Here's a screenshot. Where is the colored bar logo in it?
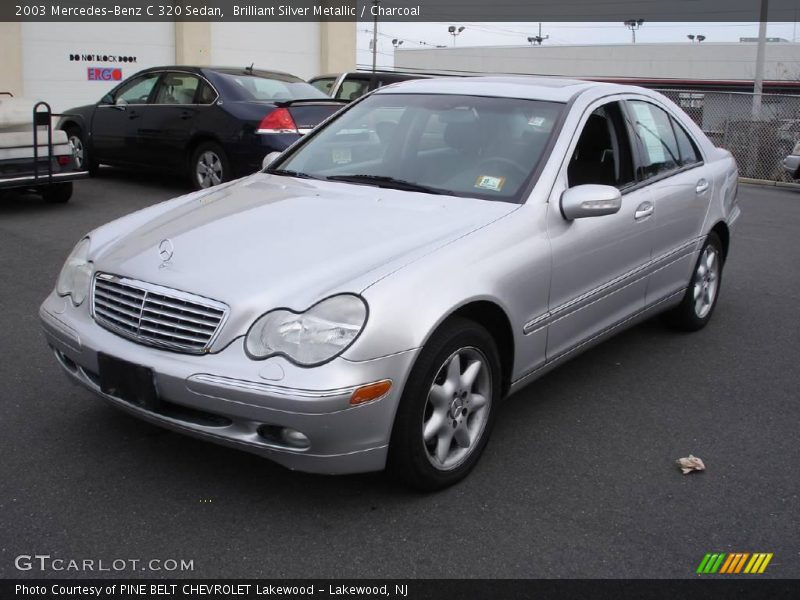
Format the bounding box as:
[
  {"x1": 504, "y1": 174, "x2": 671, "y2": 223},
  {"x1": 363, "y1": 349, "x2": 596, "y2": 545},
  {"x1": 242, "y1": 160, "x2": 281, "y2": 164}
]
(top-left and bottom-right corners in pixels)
[{"x1": 696, "y1": 553, "x2": 773, "y2": 574}]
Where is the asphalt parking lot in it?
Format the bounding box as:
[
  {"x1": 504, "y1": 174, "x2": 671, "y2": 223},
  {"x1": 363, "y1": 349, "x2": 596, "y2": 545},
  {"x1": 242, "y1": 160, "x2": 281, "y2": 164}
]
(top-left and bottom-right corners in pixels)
[{"x1": 1, "y1": 173, "x2": 798, "y2": 579}]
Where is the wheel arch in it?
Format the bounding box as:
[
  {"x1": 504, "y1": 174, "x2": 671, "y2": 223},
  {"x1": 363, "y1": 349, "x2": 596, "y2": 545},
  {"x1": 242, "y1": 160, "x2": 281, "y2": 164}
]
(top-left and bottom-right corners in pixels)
[
  {"x1": 710, "y1": 220, "x2": 730, "y2": 260},
  {"x1": 436, "y1": 300, "x2": 515, "y2": 398},
  {"x1": 186, "y1": 133, "x2": 225, "y2": 166}
]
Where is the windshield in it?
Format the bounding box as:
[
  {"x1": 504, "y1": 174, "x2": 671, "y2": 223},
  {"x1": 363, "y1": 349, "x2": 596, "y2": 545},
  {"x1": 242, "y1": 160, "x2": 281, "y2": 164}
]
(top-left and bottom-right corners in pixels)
[
  {"x1": 214, "y1": 72, "x2": 328, "y2": 101},
  {"x1": 273, "y1": 93, "x2": 564, "y2": 202}
]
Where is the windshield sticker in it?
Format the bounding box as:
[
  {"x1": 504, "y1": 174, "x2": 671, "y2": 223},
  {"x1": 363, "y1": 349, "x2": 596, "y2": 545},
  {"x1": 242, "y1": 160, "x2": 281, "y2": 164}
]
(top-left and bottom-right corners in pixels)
[
  {"x1": 332, "y1": 148, "x2": 352, "y2": 164},
  {"x1": 475, "y1": 175, "x2": 506, "y2": 192},
  {"x1": 528, "y1": 116, "x2": 546, "y2": 127}
]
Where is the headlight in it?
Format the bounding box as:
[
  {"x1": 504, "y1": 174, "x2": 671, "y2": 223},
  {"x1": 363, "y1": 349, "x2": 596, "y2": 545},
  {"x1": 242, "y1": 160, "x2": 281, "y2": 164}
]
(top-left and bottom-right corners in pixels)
[
  {"x1": 245, "y1": 294, "x2": 368, "y2": 366},
  {"x1": 56, "y1": 238, "x2": 93, "y2": 306}
]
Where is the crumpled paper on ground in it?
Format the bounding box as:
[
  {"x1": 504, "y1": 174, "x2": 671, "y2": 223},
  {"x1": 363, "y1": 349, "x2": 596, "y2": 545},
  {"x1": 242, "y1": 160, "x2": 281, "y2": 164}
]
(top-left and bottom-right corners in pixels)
[{"x1": 676, "y1": 454, "x2": 706, "y2": 475}]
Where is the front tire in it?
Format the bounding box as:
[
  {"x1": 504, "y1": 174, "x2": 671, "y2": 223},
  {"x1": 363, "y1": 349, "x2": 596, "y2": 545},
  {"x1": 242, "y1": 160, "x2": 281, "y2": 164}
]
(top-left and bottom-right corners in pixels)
[
  {"x1": 664, "y1": 232, "x2": 724, "y2": 331},
  {"x1": 190, "y1": 142, "x2": 230, "y2": 190},
  {"x1": 64, "y1": 127, "x2": 98, "y2": 176},
  {"x1": 389, "y1": 317, "x2": 501, "y2": 490}
]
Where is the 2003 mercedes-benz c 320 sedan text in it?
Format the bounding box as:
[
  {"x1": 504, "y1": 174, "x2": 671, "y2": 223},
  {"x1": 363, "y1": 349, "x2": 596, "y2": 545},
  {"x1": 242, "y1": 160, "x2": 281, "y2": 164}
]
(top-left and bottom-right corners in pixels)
[{"x1": 41, "y1": 77, "x2": 740, "y2": 489}]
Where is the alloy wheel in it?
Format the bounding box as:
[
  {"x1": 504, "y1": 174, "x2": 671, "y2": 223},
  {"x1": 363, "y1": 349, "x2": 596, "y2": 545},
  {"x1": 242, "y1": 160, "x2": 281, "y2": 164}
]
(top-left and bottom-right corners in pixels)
[
  {"x1": 422, "y1": 346, "x2": 492, "y2": 471},
  {"x1": 68, "y1": 135, "x2": 84, "y2": 169},
  {"x1": 196, "y1": 151, "x2": 223, "y2": 188},
  {"x1": 693, "y1": 245, "x2": 720, "y2": 318}
]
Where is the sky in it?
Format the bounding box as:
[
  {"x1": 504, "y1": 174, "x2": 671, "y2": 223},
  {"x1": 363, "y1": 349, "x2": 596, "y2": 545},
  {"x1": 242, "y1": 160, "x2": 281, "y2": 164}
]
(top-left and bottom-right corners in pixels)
[{"x1": 356, "y1": 22, "x2": 800, "y2": 70}]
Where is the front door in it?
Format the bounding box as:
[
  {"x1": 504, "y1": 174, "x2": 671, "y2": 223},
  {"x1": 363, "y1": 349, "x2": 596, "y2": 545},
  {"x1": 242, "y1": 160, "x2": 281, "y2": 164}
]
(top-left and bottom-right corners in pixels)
[
  {"x1": 545, "y1": 100, "x2": 654, "y2": 361},
  {"x1": 91, "y1": 72, "x2": 159, "y2": 163}
]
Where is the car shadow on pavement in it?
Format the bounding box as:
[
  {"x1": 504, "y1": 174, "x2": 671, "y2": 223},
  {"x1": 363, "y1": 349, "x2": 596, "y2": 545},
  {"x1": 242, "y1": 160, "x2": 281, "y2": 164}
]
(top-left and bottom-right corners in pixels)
[{"x1": 93, "y1": 165, "x2": 193, "y2": 194}]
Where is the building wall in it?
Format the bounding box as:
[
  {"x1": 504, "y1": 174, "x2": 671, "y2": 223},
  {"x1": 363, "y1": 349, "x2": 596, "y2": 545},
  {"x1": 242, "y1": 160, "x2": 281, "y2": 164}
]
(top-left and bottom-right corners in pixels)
[
  {"x1": 20, "y1": 22, "x2": 176, "y2": 111},
  {"x1": 395, "y1": 43, "x2": 800, "y2": 82},
  {"x1": 210, "y1": 23, "x2": 322, "y2": 79},
  {"x1": 0, "y1": 22, "x2": 356, "y2": 111}
]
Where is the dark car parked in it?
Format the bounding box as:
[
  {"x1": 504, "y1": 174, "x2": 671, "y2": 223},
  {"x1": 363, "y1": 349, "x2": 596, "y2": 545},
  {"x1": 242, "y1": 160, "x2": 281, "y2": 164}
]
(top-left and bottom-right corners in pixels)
[
  {"x1": 309, "y1": 71, "x2": 430, "y2": 102},
  {"x1": 59, "y1": 66, "x2": 345, "y2": 189}
]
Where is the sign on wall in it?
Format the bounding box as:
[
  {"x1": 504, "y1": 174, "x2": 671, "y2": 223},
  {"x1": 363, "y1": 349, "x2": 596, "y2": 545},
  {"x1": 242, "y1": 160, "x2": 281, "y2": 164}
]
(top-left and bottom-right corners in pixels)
[{"x1": 86, "y1": 67, "x2": 123, "y2": 81}]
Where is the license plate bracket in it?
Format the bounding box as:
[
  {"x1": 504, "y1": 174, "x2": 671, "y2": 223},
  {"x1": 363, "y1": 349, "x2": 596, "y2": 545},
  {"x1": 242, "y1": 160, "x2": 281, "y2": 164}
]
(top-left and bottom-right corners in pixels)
[{"x1": 98, "y1": 353, "x2": 160, "y2": 411}]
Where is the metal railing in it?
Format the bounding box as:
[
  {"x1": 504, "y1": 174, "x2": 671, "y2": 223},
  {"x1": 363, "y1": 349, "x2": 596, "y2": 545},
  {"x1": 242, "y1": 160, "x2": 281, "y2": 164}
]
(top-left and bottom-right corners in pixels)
[{"x1": 656, "y1": 89, "x2": 800, "y2": 182}]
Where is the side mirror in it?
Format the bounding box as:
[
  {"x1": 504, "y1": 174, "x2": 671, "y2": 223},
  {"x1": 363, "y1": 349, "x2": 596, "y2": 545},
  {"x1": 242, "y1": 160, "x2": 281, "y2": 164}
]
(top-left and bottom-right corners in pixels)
[
  {"x1": 262, "y1": 151, "x2": 282, "y2": 170},
  {"x1": 560, "y1": 184, "x2": 622, "y2": 220},
  {"x1": 99, "y1": 93, "x2": 113, "y2": 105}
]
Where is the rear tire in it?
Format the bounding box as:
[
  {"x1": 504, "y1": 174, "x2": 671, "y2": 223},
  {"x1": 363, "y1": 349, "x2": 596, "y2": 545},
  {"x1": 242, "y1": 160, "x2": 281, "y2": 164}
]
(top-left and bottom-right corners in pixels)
[
  {"x1": 388, "y1": 317, "x2": 501, "y2": 491},
  {"x1": 41, "y1": 182, "x2": 73, "y2": 204},
  {"x1": 663, "y1": 232, "x2": 724, "y2": 331},
  {"x1": 190, "y1": 142, "x2": 230, "y2": 190}
]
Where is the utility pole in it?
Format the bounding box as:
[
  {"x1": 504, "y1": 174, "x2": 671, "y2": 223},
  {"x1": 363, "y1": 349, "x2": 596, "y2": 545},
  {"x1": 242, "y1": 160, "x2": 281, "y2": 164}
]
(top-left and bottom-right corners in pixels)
[
  {"x1": 752, "y1": 0, "x2": 769, "y2": 118},
  {"x1": 371, "y1": 0, "x2": 379, "y2": 73}
]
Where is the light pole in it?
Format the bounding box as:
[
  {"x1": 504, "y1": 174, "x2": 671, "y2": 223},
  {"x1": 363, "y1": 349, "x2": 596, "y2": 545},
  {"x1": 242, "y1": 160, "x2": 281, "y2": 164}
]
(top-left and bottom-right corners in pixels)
[
  {"x1": 687, "y1": 34, "x2": 706, "y2": 43},
  {"x1": 624, "y1": 19, "x2": 644, "y2": 43},
  {"x1": 392, "y1": 38, "x2": 403, "y2": 49},
  {"x1": 448, "y1": 25, "x2": 465, "y2": 46},
  {"x1": 753, "y1": 0, "x2": 769, "y2": 118},
  {"x1": 371, "y1": 0, "x2": 380, "y2": 73}
]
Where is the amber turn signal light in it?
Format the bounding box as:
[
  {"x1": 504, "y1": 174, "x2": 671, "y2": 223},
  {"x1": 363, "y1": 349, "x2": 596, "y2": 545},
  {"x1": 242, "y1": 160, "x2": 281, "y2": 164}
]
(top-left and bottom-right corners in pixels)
[{"x1": 350, "y1": 379, "x2": 392, "y2": 405}]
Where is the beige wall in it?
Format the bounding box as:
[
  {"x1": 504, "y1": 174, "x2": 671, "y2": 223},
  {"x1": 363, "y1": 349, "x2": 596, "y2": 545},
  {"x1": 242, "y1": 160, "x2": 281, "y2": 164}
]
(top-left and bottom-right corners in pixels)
[
  {"x1": 175, "y1": 22, "x2": 211, "y2": 65},
  {"x1": 0, "y1": 22, "x2": 23, "y2": 96},
  {"x1": 320, "y1": 21, "x2": 356, "y2": 74}
]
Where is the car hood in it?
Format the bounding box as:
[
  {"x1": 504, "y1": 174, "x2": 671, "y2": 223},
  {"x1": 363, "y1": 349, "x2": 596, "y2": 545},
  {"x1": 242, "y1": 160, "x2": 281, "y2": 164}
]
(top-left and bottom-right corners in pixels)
[{"x1": 89, "y1": 173, "x2": 517, "y2": 345}]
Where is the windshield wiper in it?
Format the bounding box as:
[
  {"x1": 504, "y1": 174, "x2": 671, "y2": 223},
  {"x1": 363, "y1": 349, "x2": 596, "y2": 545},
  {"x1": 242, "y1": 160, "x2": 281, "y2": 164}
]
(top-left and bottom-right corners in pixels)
[
  {"x1": 324, "y1": 174, "x2": 446, "y2": 195},
  {"x1": 265, "y1": 168, "x2": 317, "y2": 180}
]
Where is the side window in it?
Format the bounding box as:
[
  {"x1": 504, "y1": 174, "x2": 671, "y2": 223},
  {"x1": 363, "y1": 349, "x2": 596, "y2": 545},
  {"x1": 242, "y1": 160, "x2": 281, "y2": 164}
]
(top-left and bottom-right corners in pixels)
[
  {"x1": 671, "y1": 117, "x2": 702, "y2": 166},
  {"x1": 310, "y1": 77, "x2": 336, "y2": 95},
  {"x1": 335, "y1": 78, "x2": 370, "y2": 102},
  {"x1": 153, "y1": 73, "x2": 201, "y2": 105},
  {"x1": 568, "y1": 102, "x2": 635, "y2": 189},
  {"x1": 196, "y1": 81, "x2": 217, "y2": 104},
  {"x1": 628, "y1": 100, "x2": 681, "y2": 179},
  {"x1": 114, "y1": 73, "x2": 159, "y2": 105}
]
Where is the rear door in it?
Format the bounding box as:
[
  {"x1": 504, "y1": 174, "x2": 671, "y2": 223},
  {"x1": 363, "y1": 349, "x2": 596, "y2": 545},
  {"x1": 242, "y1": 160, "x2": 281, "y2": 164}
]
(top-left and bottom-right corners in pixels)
[
  {"x1": 139, "y1": 71, "x2": 216, "y2": 168},
  {"x1": 91, "y1": 72, "x2": 159, "y2": 163},
  {"x1": 624, "y1": 99, "x2": 710, "y2": 305}
]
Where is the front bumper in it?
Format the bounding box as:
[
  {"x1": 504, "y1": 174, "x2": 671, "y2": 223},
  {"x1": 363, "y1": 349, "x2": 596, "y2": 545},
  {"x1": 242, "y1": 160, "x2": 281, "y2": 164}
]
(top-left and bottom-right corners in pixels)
[
  {"x1": 40, "y1": 291, "x2": 418, "y2": 475},
  {"x1": 782, "y1": 154, "x2": 800, "y2": 179}
]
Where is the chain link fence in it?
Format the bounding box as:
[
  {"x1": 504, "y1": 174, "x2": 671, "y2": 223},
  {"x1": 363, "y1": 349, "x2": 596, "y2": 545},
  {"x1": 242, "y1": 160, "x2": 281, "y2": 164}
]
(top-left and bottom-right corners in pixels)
[{"x1": 656, "y1": 89, "x2": 800, "y2": 182}]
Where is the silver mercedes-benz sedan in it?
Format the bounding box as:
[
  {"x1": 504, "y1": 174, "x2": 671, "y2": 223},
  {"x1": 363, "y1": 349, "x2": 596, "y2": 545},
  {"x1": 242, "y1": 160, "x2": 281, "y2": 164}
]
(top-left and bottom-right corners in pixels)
[{"x1": 41, "y1": 77, "x2": 740, "y2": 489}]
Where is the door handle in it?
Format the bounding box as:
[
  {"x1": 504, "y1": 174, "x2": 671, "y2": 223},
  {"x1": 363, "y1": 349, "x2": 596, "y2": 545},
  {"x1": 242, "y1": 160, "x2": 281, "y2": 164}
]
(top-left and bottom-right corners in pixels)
[
  {"x1": 634, "y1": 201, "x2": 654, "y2": 221},
  {"x1": 180, "y1": 111, "x2": 192, "y2": 120},
  {"x1": 696, "y1": 179, "x2": 710, "y2": 194}
]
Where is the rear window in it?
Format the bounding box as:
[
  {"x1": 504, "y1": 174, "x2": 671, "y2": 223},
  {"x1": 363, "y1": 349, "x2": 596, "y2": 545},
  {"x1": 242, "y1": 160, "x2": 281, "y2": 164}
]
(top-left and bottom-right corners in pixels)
[{"x1": 213, "y1": 72, "x2": 328, "y2": 102}]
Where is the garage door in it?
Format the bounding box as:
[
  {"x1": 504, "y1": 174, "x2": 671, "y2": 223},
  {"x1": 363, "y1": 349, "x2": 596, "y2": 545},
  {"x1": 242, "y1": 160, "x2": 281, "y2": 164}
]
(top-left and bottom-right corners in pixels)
[{"x1": 22, "y1": 22, "x2": 175, "y2": 112}]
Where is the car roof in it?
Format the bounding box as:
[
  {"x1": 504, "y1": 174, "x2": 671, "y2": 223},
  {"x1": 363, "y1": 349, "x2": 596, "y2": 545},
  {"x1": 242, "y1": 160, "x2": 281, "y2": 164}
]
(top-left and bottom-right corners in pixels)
[
  {"x1": 374, "y1": 76, "x2": 611, "y2": 102},
  {"x1": 136, "y1": 65, "x2": 304, "y2": 81},
  {"x1": 310, "y1": 71, "x2": 431, "y2": 81}
]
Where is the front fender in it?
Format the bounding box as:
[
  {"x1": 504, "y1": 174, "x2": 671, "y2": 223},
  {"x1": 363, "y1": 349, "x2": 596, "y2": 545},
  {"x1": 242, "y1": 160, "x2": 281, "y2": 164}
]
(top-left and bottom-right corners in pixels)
[{"x1": 343, "y1": 203, "x2": 551, "y2": 381}]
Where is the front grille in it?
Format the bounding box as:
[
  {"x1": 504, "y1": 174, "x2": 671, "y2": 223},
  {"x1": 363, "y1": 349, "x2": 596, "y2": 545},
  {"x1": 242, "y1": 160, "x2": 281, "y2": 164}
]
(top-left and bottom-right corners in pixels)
[{"x1": 91, "y1": 273, "x2": 228, "y2": 354}]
